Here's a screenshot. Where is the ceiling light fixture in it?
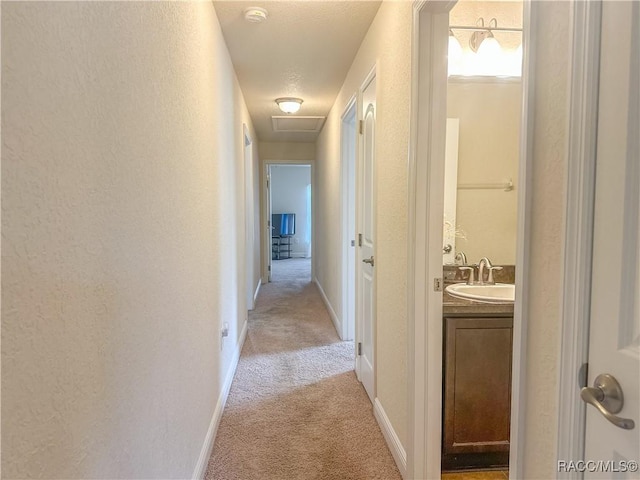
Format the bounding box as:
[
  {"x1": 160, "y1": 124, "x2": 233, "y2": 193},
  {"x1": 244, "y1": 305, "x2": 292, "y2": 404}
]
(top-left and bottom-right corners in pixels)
[
  {"x1": 448, "y1": 18, "x2": 523, "y2": 77},
  {"x1": 275, "y1": 97, "x2": 303, "y2": 114},
  {"x1": 468, "y1": 18, "x2": 499, "y2": 53},
  {"x1": 244, "y1": 7, "x2": 268, "y2": 23}
]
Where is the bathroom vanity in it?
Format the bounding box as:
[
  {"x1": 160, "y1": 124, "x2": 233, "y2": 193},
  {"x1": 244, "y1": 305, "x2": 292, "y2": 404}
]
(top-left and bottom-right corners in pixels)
[{"x1": 441, "y1": 268, "x2": 514, "y2": 471}]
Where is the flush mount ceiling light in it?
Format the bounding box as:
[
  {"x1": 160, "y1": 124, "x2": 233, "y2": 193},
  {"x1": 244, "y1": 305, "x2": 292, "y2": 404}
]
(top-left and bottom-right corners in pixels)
[
  {"x1": 244, "y1": 7, "x2": 268, "y2": 23},
  {"x1": 275, "y1": 97, "x2": 303, "y2": 114}
]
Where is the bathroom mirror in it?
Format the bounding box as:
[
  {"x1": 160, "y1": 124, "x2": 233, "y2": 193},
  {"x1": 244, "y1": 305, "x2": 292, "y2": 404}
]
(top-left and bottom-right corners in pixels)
[{"x1": 443, "y1": 1, "x2": 522, "y2": 266}]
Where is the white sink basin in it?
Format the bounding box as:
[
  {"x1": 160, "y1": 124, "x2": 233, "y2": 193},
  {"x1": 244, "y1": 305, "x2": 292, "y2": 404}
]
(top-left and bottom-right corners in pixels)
[{"x1": 445, "y1": 283, "x2": 515, "y2": 303}]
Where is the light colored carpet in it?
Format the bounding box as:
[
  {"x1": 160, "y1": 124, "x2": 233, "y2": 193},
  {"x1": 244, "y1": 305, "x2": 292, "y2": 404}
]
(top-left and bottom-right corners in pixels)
[{"x1": 205, "y1": 258, "x2": 401, "y2": 480}]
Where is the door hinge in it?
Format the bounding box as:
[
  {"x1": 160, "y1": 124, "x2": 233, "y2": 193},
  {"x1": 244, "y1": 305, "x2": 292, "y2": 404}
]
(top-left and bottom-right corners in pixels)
[
  {"x1": 268, "y1": 265, "x2": 271, "y2": 271},
  {"x1": 357, "y1": 342, "x2": 362, "y2": 356},
  {"x1": 267, "y1": 179, "x2": 270, "y2": 188},
  {"x1": 268, "y1": 220, "x2": 270, "y2": 227},
  {"x1": 358, "y1": 233, "x2": 363, "y2": 247},
  {"x1": 434, "y1": 277, "x2": 443, "y2": 292},
  {"x1": 359, "y1": 120, "x2": 364, "y2": 135},
  {"x1": 578, "y1": 362, "x2": 589, "y2": 388},
  {"x1": 350, "y1": 239, "x2": 355, "y2": 247}
]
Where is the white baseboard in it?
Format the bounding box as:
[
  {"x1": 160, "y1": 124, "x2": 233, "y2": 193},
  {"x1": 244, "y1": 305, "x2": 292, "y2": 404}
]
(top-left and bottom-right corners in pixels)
[
  {"x1": 253, "y1": 279, "x2": 261, "y2": 306},
  {"x1": 313, "y1": 277, "x2": 343, "y2": 339},
  {"x1": 192, "y1": 320, "x2": 248, "y2": 479},
  {"x1": 374, "y1": 398, "x2": 407, "y2": 478}
]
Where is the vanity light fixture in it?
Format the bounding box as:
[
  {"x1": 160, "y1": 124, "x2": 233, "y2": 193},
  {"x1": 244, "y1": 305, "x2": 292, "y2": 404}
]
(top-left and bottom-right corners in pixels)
[
  {"x1": 448, "y1": 18, "x2": 523, "y2": 77},
  {"x1": 275, "y1": 97, "x2": 303, "y2": 114},
  {"x1": 475, "y1": 20, "x2": 502, "y2": 74},
  {"x1": 467, "y1": 18, "x2": 503, "y2": 53},
  {"x1": 450, "y1": 18, "x2": 521, "y2": 49}
]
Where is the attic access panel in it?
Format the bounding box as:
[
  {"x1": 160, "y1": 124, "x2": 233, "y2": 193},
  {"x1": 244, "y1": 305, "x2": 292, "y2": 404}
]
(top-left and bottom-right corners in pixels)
[{"x1": 271, "y1": 116, "x2": 326, "y2": 133}]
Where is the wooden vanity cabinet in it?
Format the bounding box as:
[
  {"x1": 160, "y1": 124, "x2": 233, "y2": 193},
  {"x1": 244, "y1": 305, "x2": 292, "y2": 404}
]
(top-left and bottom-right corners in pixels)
[{"x1": 442, "y1": 315, "x2": 513, "y2": 471}]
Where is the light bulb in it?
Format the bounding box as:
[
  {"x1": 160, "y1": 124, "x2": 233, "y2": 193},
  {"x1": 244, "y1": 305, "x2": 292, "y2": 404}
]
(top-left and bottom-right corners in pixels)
[
  {"x1": 448, "y1": 34, "x2": 463, "y2": 76},
  {"x1": 275, "y1": 98, "x2": 303, "y2": 114},
  {"x1": 476, "y1": 35, "x2": 502, "y2": 75},
  {"x1": 510, "y1": 44, "x2": 523, "y2": 76}
]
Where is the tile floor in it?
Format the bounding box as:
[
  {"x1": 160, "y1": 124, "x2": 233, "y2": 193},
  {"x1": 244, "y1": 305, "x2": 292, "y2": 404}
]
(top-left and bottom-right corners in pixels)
[{"x1": 442, "y1": 470, "x2": 509, "y2": 480}]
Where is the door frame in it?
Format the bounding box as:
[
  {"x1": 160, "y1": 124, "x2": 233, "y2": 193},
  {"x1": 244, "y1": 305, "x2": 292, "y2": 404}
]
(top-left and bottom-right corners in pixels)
[
  {"x1": 261, "y1": 160, "x2": 314, "y2": 283},
  {"x1": 341, "y1": 94, "x2": 358, "y2": 342},
  {"x1": 556, "y1": 2, "x2": 608, "y2": 476},
  {"x1": 243, "y1": 125, "x2": 258, "y2": 310},
  {"x1": 406, "y1": 1, "x2": 536, "y2": 478}
]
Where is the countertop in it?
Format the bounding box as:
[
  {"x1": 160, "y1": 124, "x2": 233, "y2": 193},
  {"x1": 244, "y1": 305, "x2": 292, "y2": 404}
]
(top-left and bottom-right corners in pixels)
[
  {"x1": 442, "y1": 283, "x2": 514, "y2": 316},
  {"x1": 442, "y1": 265, "x2": 515, "y2": 316}
]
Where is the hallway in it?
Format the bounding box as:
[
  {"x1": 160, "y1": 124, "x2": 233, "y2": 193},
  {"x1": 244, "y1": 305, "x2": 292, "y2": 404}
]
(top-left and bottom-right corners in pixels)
[
  {"x1": 205, "y1": 259, "x2": 400, "y2": 480},
  {"x1": 2, "y1": 1, "x2": 599, "y2": 478}
]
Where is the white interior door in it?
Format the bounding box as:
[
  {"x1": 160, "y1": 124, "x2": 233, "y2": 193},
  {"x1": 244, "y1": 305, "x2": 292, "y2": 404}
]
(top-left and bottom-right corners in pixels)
[
  {"x1": 346, "y1": 132, "x2": 356, "y2": 342},
  {"x1": 357, "y1": 72, "x2": 376, "y2": 403},
  {"x1": 342, "y1": 102, "x2": 357, "y2": 342},
  {"x1": 583, "y1": 2, "x2": 639, "y2": 476}
]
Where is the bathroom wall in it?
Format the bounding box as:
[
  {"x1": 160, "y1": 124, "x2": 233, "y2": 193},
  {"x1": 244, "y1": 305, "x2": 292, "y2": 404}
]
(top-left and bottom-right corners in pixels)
[
  {"x1": 270, "y1": 165, "x2": 312, "y2": 257},
  {"x1": 448, "y1": 80, "x2": 522, "y2": 264},
  {"x1": 315, "y1": 0, "x2": 412, "y2": 452},
  {"x1": 1, "y1": 2, "x2": 257, "y2": 477}
]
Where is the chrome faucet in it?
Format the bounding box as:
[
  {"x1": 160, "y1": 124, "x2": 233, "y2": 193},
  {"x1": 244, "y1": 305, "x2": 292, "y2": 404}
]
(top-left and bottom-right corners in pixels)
[
  {"x1": 478, "y1": 257, "x2": 503, "y2": 284},
  {"x1": 454, "y1": 251, "x2": 467, "y2": 265},
  {"x1": 478, "y1": 257, "x2": 492, "y2": 284}
]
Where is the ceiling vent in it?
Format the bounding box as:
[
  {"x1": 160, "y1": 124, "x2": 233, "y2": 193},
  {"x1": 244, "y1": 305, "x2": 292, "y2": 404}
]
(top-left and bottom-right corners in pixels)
[{"x1": 271, "y1": 116, "x2": 326, "y2": 133}]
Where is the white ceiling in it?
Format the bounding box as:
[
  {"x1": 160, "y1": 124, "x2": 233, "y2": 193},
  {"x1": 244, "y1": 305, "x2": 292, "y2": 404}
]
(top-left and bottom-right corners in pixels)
[{"x1": 214, "y1": 1, "x2": 382, "y2": 143}]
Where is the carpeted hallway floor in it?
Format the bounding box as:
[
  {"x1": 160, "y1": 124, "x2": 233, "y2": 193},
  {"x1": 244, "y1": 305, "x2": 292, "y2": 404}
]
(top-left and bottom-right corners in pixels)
[{"x1": 205, "y1": 258, "x2": 401, "y2": 480}]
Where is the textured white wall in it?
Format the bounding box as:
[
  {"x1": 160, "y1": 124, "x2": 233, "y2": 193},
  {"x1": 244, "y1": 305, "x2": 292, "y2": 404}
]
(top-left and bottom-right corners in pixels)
[
  {"x1": 448, "y1": 81, "x2": 522, "y2": 265},
  {"x1": 1, "y1": 2, "x2": 257, "y2": 478},
  {"x1": 259, "y1": 142, "x2": 316, "y2": 162},
  {"x1": 521, "y1": 2, "x2": 570, "y2": 478},
  {"x1": 271, "y1": 166, "x2": 312, "y2": 257},
  {"x1": 315, "y1": 1, "x2": 412, "y2": 447}
]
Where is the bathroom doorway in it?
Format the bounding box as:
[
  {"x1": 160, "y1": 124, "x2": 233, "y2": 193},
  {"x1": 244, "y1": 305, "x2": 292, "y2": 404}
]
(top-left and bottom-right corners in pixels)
[
  {"x1": 440, "y1": 2, "x2": 523, "y2": 477},
  {"x1": 407, "y1": 0, "x2": 532, "y2": 478}
]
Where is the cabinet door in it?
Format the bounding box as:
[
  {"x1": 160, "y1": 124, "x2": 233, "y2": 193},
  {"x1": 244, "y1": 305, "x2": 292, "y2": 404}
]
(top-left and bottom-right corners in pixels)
[{"x1": 443, "y1": 317, "x2": 513, "y2": 459}]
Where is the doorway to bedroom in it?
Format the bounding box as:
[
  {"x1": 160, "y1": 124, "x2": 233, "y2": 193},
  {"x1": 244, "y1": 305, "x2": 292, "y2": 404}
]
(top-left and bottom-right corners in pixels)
[{"x1": 267, "y1": 164, "x2": 312, "y2": 282}]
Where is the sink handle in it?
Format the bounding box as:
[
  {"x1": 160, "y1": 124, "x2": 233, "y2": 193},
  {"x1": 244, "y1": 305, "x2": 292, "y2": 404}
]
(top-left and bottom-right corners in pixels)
[
  {"x1": 458, "y1": 266, "x2": 475, "y2": 285},
  {"x1": 487, "y1": 266, "x2": 503, "y2": 284}
]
